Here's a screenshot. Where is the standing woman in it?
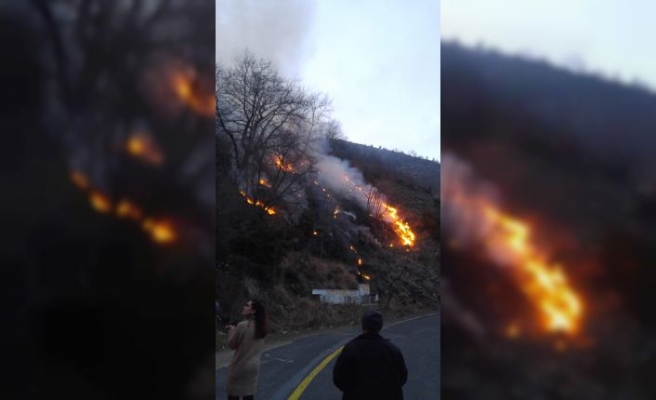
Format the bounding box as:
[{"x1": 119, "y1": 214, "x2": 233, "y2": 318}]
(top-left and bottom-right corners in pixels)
[{"x1": 226, "y1": 300, "x2": 268, "y2": 400}]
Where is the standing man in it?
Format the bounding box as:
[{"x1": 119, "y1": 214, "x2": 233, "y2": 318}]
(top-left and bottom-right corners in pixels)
[{"x1": 333, "y1": 310, "x2": 408, "y2": 399}]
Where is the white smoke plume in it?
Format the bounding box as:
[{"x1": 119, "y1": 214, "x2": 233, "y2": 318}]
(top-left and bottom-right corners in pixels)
[
  {"x1": 314, "y1": 154, "x2": 384, "y2": 211},
  {"x1": 441, "y1": 151, "x2": 502, "y2": 254}
]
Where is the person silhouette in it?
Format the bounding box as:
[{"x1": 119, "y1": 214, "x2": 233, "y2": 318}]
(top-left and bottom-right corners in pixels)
[{"x1": 333, "y1": 310, "x2": 408, "y2": 399}]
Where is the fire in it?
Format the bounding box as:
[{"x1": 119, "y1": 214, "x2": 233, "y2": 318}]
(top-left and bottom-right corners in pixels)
[
  {"x1": 70, "y1": 171, "x2": 90, "y2": 190},
  {"x1": 335, "y1": 175, "x2": 417, "y2": 247},
  {"x1": 142, "y1": 218, "x2": 176, "y2": 243},
  {"x1": 482, "y1": 205, "x2": 583, "y2": 335},
  {"x1": 259, "y1": 178, "x2": 272, "y2": 188},
  {"x1": 116, "y1": 199, "x2": 143, "y2": 220},
  {"x1": 274, "y1": 156, "x2": 294, "y2": 172},
  {"x1": 126, "y1": 135, "x2": 164, "y2": 165},
  {"x1": 360, "y1": 273, "x2": 371, "y2": 281},
  {"x1": 358, "y1": 258, "x2": 363, "y2": 266},
  {"x1": 239, "y1": 191, "x2": 276, "y2": 215},
  {"x1": 383, "y1": 205, "x2": 416, "y2": 247},
  {"x1": 90, "y1": 191, "x2": 112, "y2": 213},
  {"x1": 443, "y1": 153, "x2": 585, "y2": 336},
  {"x1": 171, "y1": 72, "x2": 215, "y2": 117},
  {"x1": 69, "y1": 169, "x2": 178, "y2": 244}
]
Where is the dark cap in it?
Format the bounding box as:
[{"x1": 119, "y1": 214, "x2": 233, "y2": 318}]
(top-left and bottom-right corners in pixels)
[{"x1": 362, "y1": 310, "x2": 383, "y2": 333}]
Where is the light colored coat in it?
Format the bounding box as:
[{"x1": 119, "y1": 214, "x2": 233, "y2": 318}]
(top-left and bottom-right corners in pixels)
[{"x1": 226, "y1": 319, "x2": 264, "y2": 396}]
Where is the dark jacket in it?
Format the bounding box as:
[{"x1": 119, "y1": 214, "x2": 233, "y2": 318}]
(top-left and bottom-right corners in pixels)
[{"x1": 333, "y1": 332, "x2": 408, "y2": 400}]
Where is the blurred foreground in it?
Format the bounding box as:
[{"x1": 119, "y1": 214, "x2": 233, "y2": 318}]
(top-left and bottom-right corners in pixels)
[
  {"x1": 3, "y1": 2, "x2": 215, "y2": 399},
  {"x1": 441, "y1": 42, "x2": 656, "y2": 399}
]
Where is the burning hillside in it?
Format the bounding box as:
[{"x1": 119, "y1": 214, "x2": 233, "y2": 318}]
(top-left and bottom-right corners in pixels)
[
  {"x1": 443, "y1": 153, "x2": 583, "y2": 337},
  {"x1": 216, "y1": 50, "x2": 439, "y2": 337},
  {"x1": 442, "y1": 42, "x2": 656, "y2": 399},
  {"x1": 217, "y1": 139, "x2": 439, "y2": 333},
  {"x1": 314, "y1": 154, "x2": 417, "y2": 249}
]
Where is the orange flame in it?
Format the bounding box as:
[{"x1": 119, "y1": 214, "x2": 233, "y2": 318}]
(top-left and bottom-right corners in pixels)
[
  {"x1": 482, "y1": 205, "x2": 583, "y2": 335},
  {"x1": 69, "y1": 170, "x2": 178, "y2": 245},
  {"x1": 239, "y1": 191, "x2": 276, "y2": 215},
  {"x1": 116, "y1": 199, "x2": 143, "y2": 220},
  {"x1": 336, "y1": 176, "x2": 417, "y2": 247},
  {"x1": 172, "y1": 72, "x2": 215, "y2": 117},
  {"x1": 274, "y1": 156, "x2": 294, "y2": 172},
  {"x1": 143, "y1": 218, "x2": 176, "y2": 243},
  {"x1": 259, "y1": 178, "x2": 272, "y2": 188},
  {"x1": 127, "y1": 135, "x2": 164, "y2": 165},
  {"x1": 360, "y1": 273, "x2": 371, "y2": 281},
  {"x1": 70, "y1": 171, "x2": 90, "y2": 190},
  {"x1": 383, "y1": 205, "x2": 416, "y2": 247},
  {"x1": 90, "y1": 191, "x2": 112, "y2": 213}
]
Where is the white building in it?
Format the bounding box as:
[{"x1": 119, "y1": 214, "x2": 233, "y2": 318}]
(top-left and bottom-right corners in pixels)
[{"x1": 312, "y1": 284, "x2": 378, "y2": 305}]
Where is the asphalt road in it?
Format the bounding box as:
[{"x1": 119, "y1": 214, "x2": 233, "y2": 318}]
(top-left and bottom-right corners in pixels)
[{"x1": 216, "y1": 313, "x2": 440, "y2": 399}]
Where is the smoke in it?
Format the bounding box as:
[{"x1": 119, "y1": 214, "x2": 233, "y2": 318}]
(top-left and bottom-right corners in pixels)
[
  {"x1": 309, "y1": 153, "x2": 389, "y2": 249},
  {"x1": 441, "y1": 151, "x2": 501, "y2": 249},
  {"x1": 216, "y1": 0, "x2": 317, "y2": 77},
  {"x1": 314, "y1": 154, "x2": 383, "y2": 211}
]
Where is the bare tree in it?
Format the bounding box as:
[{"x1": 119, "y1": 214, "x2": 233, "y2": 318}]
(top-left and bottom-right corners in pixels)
[
  {"x1": 365, "y1": 186, "x2": 385, "y2": 219},
  {"x1": 216, "y1": 51, "x2": 334, "y2": 215}
]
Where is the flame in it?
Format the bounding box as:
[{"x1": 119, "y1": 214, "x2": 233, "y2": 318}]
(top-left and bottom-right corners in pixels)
[
  {"x1": 70, "y1": 171, "x2": 90, "y2": 190},
  {"x1": 116, "y1": 199, "x2": 143, "y2": 220},
  {"x1": 259, "y1": 178, "x2": 272, "y2": 188},
  {"x1": 90, "y1": 191, "x2": 112, "y2": 213},
  {"x1": 334, "y1": 176, "x2": 417, "y2": 247},
  {"x1": 239, "y1": 191, "x2": 276, "y2": 215},
  {"x1": 360, "y1": 273, "x2": 371, "y2": 281},
  {"x1": 126, "y1": 135, "x2": 164, "y2": 165},
  {"x1": 69, "y1": 170, "x2": 177, "y2": 244},
  {"x1": 171, "y1": 72, "x2": 215, "y2": 117},
  {"x1": 480, "y1": 204, "x2": 583, "y2": 335},
  {"x1": 274, "y1": 156, "x2": 294, "y2": 172},
  {"x1": 142, "y1": 218, "x2": 176, "y2": 243},
  {"x1": 383, "y1": 205, "x2": 416, "y2": 247},
  {"x1": 358, "y1": 258, "x2": 363, "y2": 266},
  {"x1": 443, "y1": 153, "x2": 585, "y2": 336}
]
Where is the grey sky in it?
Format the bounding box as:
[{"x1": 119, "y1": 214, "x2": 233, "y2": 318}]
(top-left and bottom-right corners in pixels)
[
  {"x1": 442, "y1": 0, "x2": 656, "y2": 89},
  {"x1": 216, "y1": 0, "x2": 440, "y2": 161}
]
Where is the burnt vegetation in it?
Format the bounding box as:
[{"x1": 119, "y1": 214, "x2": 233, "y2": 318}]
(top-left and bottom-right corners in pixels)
[{"x1": 216, "y1": 52, "x2": 440, "y2": 334}]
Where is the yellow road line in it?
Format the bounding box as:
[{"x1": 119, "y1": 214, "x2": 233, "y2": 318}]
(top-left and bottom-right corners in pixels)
[{"x1": 287, "y1": 345, "x2": 344, "y2": 400}]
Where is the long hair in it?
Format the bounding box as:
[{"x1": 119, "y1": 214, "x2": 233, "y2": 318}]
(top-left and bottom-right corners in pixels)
[{"x1": 250, "y1": 300, "x2": 268, "y2": 339}]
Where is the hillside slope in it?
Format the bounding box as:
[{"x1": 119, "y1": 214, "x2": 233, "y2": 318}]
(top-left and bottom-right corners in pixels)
[
  {"x1": 441, "y1": 42, "x2": 656, "y2": 399},
  {"x1": 217, "y1": 137, "x2": 440, "y2": 333}
]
